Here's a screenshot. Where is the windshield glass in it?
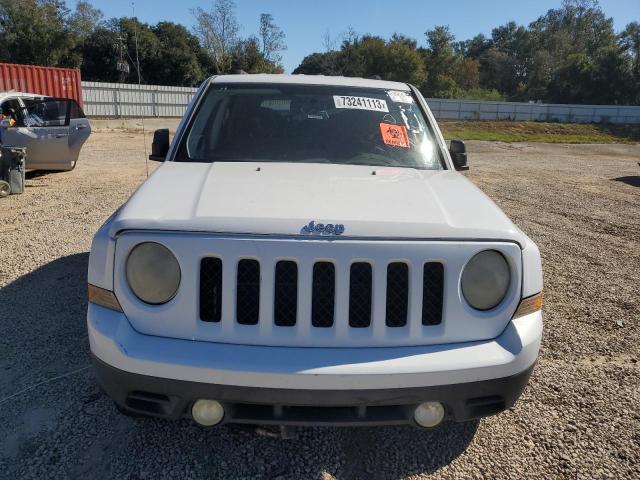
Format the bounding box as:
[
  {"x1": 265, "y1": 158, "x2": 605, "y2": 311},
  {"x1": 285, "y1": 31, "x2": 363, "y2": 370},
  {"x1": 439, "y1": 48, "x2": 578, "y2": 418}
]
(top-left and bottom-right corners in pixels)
[{"x1": 175, "y1": 83, "x2": 444, "y2": 170}]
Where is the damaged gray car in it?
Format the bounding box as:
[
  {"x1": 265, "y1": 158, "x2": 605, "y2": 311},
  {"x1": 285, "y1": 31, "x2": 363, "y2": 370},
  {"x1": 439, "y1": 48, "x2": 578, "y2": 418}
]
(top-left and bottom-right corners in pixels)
[{"x1": 0, "y1": 93, "x2": 91, "y2": 171}]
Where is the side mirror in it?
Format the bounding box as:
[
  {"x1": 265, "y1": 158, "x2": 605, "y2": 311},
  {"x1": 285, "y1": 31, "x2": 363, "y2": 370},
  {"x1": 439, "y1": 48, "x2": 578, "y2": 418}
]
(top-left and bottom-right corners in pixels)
[
  {"x1": 149, "y1": 128, "x2": 170, "y2": 161},
  {"x1": 449, "y1": 139, "x2": 468, "y2": 171}
]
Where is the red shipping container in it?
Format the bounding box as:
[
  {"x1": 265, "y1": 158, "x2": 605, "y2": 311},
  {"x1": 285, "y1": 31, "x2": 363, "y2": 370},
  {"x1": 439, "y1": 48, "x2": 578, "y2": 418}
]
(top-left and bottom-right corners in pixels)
[{"x1": 0, "y1": 63, "x2": 83, "y2": 107}]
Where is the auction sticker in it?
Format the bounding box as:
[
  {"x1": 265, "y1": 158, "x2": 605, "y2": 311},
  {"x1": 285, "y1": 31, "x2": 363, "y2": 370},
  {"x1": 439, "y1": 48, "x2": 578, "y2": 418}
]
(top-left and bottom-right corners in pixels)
[
  {"x1": 380, "y1": 123, "x2": 409, "y2": 148},
  {"x1": 333, "y1": 95, "x2": 388, "y2": 112},
  {"x1": 387, "y1": 90, "x2": 414, "y2": 103}
]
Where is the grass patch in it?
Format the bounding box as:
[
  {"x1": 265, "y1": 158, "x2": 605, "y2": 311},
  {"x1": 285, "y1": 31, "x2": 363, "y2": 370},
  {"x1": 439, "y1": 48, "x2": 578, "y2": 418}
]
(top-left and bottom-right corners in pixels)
[{"x1": 440, "y1": 121, "x2": 640, "y2": 144}]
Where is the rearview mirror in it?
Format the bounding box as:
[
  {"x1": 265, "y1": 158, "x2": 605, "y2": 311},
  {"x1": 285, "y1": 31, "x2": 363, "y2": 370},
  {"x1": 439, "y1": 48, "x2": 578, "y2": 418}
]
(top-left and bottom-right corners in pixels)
[
  {"x1": 149, "y1": 128, "x2": 170, "y2": 161},
  {"x1": 449, "y1": 139, "x2": 468, "y2": 171}
]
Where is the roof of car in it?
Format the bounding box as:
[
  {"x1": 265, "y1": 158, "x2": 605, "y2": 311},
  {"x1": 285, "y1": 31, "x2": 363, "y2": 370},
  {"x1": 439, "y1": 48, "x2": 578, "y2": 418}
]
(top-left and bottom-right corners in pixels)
[
  {"x1": 209, "y1": 74, "x2": 411, "y2": 91},
  {"x1": 0, "y1": 91, "x2": 48, "y2": 102}
]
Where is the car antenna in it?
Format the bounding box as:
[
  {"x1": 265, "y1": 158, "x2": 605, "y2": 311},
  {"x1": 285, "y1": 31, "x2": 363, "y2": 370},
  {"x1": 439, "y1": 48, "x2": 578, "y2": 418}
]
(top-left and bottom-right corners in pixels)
[{"x1": 132, "y1": 2, "x2": 149, "y2": 177}]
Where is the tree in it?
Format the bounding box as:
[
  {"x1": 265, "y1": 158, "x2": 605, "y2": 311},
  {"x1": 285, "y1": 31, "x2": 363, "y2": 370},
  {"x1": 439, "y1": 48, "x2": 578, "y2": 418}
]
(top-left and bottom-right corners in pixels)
[
  {"x1": 151, "y1": 22, "x2": 212, "y2": 86},
  {"x1": 338, "y1": 34, "x2": 386, "y2": 78},
  {"x1": 192, "y1": 0, "x2": 239, "y2": 74},
  {"x1": 81, "y1": 26, "x2": 121, "y2": 82},
  {"x1": 480, "y1": 22, "x2": 532, "y2": 97},
  {"x1": 113, "y1": 17, "x2": 162, "y2": 84},
  {"x1": 379, "y1": 34, "x2": 426, "y2": 86},
  {"x1": 620, "y1": 22, "x2": 640, "y2": 61},
  {"x1": 454, "y1": 57, "x2": 480, "y2": 90},
  {"x1": 294, "y1": 33, "x2": 425, "y2": 86},
  {"x1": 322, "y1": 29, "x2": 338, "y2": 52},
  {"x1": 232, "y1": 35, "x2": 283, "y2": 74},
  {"x1": 546, "y1": 53, "x2": 595, "y2": 103},
  {"x1": 81, "y1": 17, "x2": 213, "y2": 86},
  {"x1": 0, "y1": 0, "x2": 78, "y2": 67},
  {"x1": 68, "y1": 0, "x2": 103, "y2": 40},
  {"x1": 423, "y1": 26, "x2": 458, "y2": 96},
  {"x1": 456, "y1": 34, "x2": 491, "y2": 58},
  {"x1": 293, "y1": 51, "x2": 341, "y2": 75},
  {"x1": 525, "y1": 0, "x2": 620, "y2": 100},
  {"x1": 259, "y1": 13, "x2": 286, "y2": 65},
  {"x1": 620, "y1": 22, "x2": 640, "y2": 102},
  {"x1": 479, "y1": 48, "x2": 522, "y2": 96}
]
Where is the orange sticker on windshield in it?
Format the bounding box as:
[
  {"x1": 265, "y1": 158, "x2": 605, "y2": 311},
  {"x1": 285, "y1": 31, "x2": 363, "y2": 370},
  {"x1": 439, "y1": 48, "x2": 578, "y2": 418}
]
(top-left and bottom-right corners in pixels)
[{"x1": 380, "y1": 123, "x2": 409, "y2": 148}]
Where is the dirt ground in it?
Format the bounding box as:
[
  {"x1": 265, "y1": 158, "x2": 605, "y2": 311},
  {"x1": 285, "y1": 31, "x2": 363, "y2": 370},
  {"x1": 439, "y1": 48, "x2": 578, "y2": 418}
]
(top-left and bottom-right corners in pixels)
[{"x1": 0, "y1": 132, "x2": 638, "y2": 479}]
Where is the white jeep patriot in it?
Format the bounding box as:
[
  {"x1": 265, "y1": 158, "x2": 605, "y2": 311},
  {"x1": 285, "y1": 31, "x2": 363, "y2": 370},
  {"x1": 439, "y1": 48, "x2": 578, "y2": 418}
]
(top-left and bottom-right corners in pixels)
[{"x1": 87, "y1": 74, "x2": 543, "y2": 428}]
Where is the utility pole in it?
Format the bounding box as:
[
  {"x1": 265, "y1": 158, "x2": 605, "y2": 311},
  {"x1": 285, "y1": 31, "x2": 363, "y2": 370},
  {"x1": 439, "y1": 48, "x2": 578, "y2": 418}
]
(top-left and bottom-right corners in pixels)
[{"x1": 116, "y1": 33, "x2": 130, "y2": 83}]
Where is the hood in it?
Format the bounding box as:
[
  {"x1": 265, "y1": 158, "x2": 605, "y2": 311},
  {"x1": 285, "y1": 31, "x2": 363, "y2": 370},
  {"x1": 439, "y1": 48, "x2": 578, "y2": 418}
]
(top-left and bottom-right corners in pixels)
[{"x1": 111, "y1": 161, "x2": 524, "y2": 245}]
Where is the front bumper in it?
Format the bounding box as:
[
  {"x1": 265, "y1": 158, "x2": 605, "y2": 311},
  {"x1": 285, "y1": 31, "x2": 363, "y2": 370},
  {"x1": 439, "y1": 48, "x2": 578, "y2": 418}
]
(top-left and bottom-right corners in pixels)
[
  {"x1": 88, "y1": 304, "x2": 542, "y2": 425},
  {"x1": 94, "y1": 355, "x2": 534, "y2": 425}
]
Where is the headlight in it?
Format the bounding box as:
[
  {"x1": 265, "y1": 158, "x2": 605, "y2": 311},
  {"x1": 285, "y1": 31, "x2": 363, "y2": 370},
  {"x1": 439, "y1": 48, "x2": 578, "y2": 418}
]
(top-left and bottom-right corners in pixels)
[
  {"x1": 126, "y1": 242, "x2": 181, "y2": 304},
  {"x1": 461, "y1": 250, "x2": 510, "y2": 310}
]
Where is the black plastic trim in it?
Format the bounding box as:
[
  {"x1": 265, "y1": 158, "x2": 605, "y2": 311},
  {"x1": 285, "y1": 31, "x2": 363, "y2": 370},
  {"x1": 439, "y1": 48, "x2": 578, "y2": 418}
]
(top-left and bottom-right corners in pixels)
[{"x1": 92, "y1": 355, "x2": 535, "y2": 426}]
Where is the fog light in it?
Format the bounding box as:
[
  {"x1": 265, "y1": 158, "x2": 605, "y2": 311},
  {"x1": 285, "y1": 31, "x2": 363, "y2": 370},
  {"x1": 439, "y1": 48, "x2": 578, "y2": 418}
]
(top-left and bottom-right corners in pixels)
[
  {"x1": 191, "y1": 399, "x2": 224, "y2": 426},
  {"x1": 414, "y1": 401, "x2": 445, "y2": 428}
]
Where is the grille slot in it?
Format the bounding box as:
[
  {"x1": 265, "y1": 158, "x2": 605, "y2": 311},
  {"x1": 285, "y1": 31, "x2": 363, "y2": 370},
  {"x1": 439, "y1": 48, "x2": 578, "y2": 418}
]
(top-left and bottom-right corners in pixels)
[
  {"x1": 385, "y1": 262, "x2": 409, "y2": 327},
  {"x1": 236, "y1": 259, "x2": 260, "y2": 325},
  {"x1": 312, "y1": 262, "x2": 335, "y2": 328},
  {"x1": 422, "y1": 262, "x2": 444, "y2": 325},
  {"x1": 200, "y1": 258, "x2": 222, "y2": 322},
  {"x1": 349, "y1": 263, "x2": 372, "y2": 328},
  {"x1": 274, "y1": 261, "x2": 298, "y2": 327}
]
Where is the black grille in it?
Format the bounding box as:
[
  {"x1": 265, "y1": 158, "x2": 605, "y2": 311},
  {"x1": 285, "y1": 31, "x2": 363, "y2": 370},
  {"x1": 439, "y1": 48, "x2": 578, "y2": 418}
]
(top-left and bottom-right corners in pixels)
[
  {"x1": 422, "y1": 262, "x2": 444, "y2": 325},
  {"x1": 349, "y1": 263, "x2": 372, "y2": 328},
  {"x1": 274, "y1": 261, "x2": 298, "y2": 327},
  {"x1": 198, "y1": 256, "x2": 445, "y2": 331},
  {"x1": 200, "y1": 258, "x2": 222, "y2": 322},
  {"x1": 385, "y1": 263, "x2": 409, "y2": 327},
  {"x1": 312, "y1": 262, "x2": 335, "y2": 328},
  {"x1": 236, "y1": 259, "x2": 260, "y2": 325}
]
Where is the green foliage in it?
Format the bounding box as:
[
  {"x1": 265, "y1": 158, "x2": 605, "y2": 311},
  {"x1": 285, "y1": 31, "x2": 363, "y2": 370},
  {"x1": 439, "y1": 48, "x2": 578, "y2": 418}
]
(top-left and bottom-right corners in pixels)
[
  {"x1": 294, "y1": 34, "x2": 425, "y2": 86},
  {"x1": 80, "y1": 26, "x2": 121, "y2": 82},
  {"x1": 149, "y1": 22, "x2": 211, "y2": 86},
  {"x1": 0, "y1": 0, "x2": 78, "y2": 67},
  {"x1": 293, "y1": 0, "x2": 639, "y2": 106},
  {"x1": 293, "y1": 51, "x2": 341, "y2": 75},
  {"x1": 67, "y1": 0, "x2": 103, "y2": 40},
  {"x1": 451, "y1": 88, "x2": 505, "y2": 101},
  {"x1": 422, "y1": 26, "x2": 458, "y2": 96},
  {"x1": 232, "y1": 36, "x2": 283, "y2": 74},
  {"x1": 0, "y1": 0, "x2": 285, "y2": 86},
  {"x1": 440, "y1": 120, "x2": 640, "y2": 144}
]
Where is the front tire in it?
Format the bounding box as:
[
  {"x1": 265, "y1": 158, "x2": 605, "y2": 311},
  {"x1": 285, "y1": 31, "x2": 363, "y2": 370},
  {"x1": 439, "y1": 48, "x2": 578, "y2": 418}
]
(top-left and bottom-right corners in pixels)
[{"x1": 0, "y1": 180, "x2": 10, "y2": 197}]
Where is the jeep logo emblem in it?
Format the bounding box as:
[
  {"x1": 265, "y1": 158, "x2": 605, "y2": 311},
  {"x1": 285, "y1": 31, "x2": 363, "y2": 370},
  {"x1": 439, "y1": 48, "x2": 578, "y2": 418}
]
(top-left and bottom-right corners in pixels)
[{"x1": 301, "y1": 220, "x2": 345, "y2": 236}]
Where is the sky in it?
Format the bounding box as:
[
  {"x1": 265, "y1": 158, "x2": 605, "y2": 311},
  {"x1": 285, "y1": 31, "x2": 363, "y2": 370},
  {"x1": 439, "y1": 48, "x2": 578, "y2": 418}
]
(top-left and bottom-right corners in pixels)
[{"x1": 68, "y1": 0, "x2": 640, "y2": 73}]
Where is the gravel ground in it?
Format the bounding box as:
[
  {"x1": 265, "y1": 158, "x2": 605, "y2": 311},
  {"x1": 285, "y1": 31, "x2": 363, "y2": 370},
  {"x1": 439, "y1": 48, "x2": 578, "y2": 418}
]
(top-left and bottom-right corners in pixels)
[{"x1": 0, "y1": 132, "x2": 638, "y2": 479}]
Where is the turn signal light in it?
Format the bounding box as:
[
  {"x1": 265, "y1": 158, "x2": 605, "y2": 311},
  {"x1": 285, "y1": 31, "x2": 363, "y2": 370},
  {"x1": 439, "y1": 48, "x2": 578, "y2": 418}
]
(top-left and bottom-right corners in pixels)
[
  {"x1": 512, "y1": 292, "x2": 542, "y2": 319},
  {"x1": 88, "y1": 283, "x2": 123, "y2": 312}
]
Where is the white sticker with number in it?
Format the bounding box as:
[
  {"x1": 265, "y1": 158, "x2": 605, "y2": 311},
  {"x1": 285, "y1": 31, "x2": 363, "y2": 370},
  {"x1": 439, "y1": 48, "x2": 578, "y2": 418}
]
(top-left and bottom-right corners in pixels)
[{"x1": 333, "y1": 95, "x2": 389, "y2": 112}]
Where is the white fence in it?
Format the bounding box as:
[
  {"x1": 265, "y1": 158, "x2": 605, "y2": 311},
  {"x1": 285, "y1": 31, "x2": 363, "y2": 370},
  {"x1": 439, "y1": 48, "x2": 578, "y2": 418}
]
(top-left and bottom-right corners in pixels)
[
  {"x1": 426, "y1": 98, "x2": 640, "y2": 124},
  {"x1": 81, "y1": 81, "x2": 640, "y2": 124},
  {"x1": 82, "y1": 81, "x2": 196, "y2": 117}
]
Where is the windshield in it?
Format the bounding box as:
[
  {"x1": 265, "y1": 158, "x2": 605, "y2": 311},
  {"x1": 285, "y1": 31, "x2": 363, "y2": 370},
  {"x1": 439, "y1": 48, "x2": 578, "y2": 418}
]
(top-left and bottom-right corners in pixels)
[{"x1": 175, "y1": 83, "x2": 444, "y2": 170}]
